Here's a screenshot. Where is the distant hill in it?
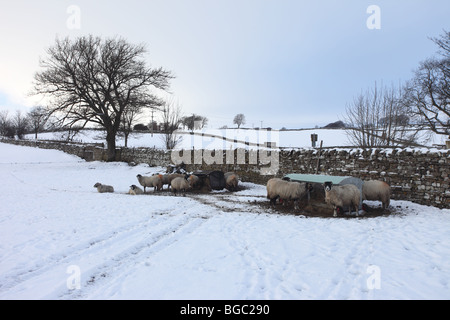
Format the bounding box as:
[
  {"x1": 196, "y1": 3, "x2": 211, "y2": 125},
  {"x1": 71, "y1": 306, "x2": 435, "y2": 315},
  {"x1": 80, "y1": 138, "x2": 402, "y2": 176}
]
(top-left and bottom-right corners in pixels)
[{"x1": 323, "y1": 121, "x2": 346, "y2": 129}]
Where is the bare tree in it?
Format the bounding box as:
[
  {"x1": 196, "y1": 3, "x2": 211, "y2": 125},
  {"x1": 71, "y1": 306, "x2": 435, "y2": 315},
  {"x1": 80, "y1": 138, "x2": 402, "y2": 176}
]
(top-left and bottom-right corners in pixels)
[
  {"x1": 28, "y1": 106, "x2": 49, "y2": 140},
  {"x1": 403, "y1": 31, "x2": 450, "y2": 139},
  {"x1": 14, "y1": 111, "x2": 29, "y2": 140},
  {"x1": 344, "y1": 83, "x2": 419, "y2": 147},
  {"x1": 0, "y1": 110, "x2": 15, "y2": 138},
  {"x1": 181, "y1": 114, "x2": 208, "y2": 131},
  {"x1": 120, "y1": 98, "x2": 163, "y2": 147},
  {"x1": 33, "y1": 35, "x2": 173, "y2": 161},
  {"x1": 160, "y1": 100, "x2": 183, "y2": 150},
  {"x1": 233, "y1": 113, "x2": 246, "y2": 129}
]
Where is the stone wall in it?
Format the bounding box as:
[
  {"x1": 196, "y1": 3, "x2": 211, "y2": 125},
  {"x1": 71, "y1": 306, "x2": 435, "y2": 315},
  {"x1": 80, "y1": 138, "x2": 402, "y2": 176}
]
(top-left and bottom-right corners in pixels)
[
  {"x1": 0, "y1": 138, "x2": 105, "y2": 162},
  {"x1": 116, "y1": 147, "x2": 449, "y2": 208},
  {"x1": 1, "y1": 138, "x2": 448, "y2": 208}
]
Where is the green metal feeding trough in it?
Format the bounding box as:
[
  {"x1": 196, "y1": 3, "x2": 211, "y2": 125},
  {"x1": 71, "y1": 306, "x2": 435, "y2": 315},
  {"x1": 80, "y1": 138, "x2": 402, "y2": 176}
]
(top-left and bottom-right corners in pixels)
[
  {"x1": 283, "y1": 174, "x2": 364, "y2": 212},
  {"x1": 283, "y1": 174, "x2": 362, "y2": 187}
]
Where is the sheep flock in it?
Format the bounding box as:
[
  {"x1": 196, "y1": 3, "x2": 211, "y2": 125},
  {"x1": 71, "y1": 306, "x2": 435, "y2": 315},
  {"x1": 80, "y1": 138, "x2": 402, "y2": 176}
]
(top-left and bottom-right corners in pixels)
[{"x1": 93, "y1": 168, "x2": 391, "y2": 217}]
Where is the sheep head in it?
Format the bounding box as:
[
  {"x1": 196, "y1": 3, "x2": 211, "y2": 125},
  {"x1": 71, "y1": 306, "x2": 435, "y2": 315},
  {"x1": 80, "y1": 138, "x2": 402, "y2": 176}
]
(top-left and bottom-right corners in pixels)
[{"x1": 324, "y1": 182, "x2": 333, "y2": 192}]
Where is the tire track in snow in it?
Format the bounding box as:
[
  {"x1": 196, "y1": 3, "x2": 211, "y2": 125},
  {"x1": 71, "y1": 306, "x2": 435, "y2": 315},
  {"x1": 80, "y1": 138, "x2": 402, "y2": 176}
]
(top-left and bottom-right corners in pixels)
[
  {"x1": 0, "y1": 213, "x2": 174, "y2": 293},
  {"x1": 58, "y1": 212, "x2": 209, "y2": 299}
]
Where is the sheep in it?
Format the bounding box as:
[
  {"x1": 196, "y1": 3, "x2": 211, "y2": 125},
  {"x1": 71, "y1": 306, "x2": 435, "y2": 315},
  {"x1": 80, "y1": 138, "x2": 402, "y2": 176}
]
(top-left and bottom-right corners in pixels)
[
  {"x1": 170, "y1": 176, "x2": 192, "y2": 195},
  {"x1": 362, "y1": 180, "x2": 391, "y2": 210},
  {"x1": 324, "y1": 182, "x2": 361, "y2": 217},
  {"x1": 128, "y1": 184, "x2": 144, "y2": 195},
  {"x1": 93, "y1": 182, "x2": 114, "y2": 193},
  {"x1": 136, "y1": 174, "x2": 163, "y2": 193},
  {"x1": 224, "y1": 172, "x2": 239, "y2": 191},
  {"x1": 161, "y1": 173, "x2": 185, "y2": 190},
  {"x1": 186, "y1": 174, "x2": 200, "y2": 189},
  {"x1": 266, "y1": 178, "x2": 310, "y2": 210}
]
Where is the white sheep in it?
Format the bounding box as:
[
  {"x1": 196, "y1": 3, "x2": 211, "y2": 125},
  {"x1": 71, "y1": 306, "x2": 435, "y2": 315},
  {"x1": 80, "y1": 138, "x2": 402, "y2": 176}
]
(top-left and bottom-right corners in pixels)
[
  {"x1": 224, "y1": 172, "x2": 239, "y2": 191},
  {"x1": 128, "y1": 184, "x2": 144, "y2": 195},
  {"x1": 161, "y1": 173, "x2": 185, "y2": 190},
  {"x1": 93, "y1": 182, "x2": 114, "y2": 193},
  {"x1": 362, "y1": 180, "x2": 391, "y2": 209},
  {"x1": 266, "y1": 178, "x2": 309, "y2": 210},
  {"x1": 171, "y1": 177, "x2": 192, "y2": 195},
  {"x1": 136, "y1": 174, "x2": 163, "y2": 193},
  {"x1": 324, "y1": 182, "x2": 361, "y2": 217}
]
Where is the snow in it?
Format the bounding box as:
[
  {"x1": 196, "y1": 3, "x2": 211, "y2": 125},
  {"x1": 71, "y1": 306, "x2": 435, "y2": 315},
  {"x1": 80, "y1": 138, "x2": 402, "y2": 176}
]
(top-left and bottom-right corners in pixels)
[
  {"x1": 1, "y1": 142, "x2": 450, "y2": 300},
  {"x1": 26, "y1": 127, "x2": 449, "y2": 150}
]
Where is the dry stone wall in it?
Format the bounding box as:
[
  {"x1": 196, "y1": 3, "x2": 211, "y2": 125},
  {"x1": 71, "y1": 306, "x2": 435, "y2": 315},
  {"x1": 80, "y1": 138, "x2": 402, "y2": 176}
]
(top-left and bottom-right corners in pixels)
[
  {"x1": 2, "y1": 138, "x2": 448, "y2": 208},
  {"x1": 116, "y1": 146, "x2": 449, "y2": 208},
  {"x1": 0, "y1": 138, "x2": 105, "y2": 161}
]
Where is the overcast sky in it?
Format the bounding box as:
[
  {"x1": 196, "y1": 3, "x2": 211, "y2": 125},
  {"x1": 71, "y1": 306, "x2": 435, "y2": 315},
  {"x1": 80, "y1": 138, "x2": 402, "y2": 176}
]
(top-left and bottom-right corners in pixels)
[{"x1": 0, "y1": 0, "x2": 449, "y2": 129}]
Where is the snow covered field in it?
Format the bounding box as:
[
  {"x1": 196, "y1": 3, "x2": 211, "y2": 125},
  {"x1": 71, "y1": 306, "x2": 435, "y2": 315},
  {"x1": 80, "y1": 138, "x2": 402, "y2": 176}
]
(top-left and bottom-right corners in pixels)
[
  {"x1": 27, "y1": 127, "x2": 448, "y2": 150},
  {"x1": 0, "y1": 142, "x2": 449, "y2": 300}
]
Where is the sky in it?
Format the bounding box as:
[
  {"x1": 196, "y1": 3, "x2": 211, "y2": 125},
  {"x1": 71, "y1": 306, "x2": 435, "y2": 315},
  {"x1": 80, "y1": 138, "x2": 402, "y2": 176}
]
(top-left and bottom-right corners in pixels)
[{"x1": 0, "y1": 0, "x2": 449, "y2": 129}]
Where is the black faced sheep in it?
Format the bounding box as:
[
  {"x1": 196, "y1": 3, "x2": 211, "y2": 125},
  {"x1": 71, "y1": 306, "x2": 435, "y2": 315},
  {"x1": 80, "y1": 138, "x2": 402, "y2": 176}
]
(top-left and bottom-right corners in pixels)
[
  {"x1": 94, "y1": 183, "x2": 114, "y2": 193},
  {"x1": 128, "y1": 184, "x2": 144, "y2": 195},
  {"x1": 362, "y1": 180, "x2": 391, "y2": 209},
  {"x1": 224, "y1": 172, "x2": 239, "y2": 191},
  {"x1": 171, "y1": 176, "x2": 192, "y2": 195},
  {"x1": 266, "y1": 178, "x2": 310, "y2": 210},
  {"x1": 137, "y1": 174, "x2": 163, "y2": 193},
  {"x1": 324, "y1": 182, "x2": 361, "y2": 217}
]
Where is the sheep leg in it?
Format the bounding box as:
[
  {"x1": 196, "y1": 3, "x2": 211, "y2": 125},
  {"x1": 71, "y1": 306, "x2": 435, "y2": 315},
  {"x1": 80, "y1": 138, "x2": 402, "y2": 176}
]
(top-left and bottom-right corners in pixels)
[{"x1": 270, "y1": 196, "x2": 278, "y2": 207}]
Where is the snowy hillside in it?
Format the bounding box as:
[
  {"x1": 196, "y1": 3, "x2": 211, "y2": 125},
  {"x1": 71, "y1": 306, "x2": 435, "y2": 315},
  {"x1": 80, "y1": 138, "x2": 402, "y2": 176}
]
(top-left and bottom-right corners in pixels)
[
  {"x1": 26, "y1": 127, "x2": 448, "y2": 150},
  {"x1": 0, "y1": 142, "x2": 449, "y2": 300}
]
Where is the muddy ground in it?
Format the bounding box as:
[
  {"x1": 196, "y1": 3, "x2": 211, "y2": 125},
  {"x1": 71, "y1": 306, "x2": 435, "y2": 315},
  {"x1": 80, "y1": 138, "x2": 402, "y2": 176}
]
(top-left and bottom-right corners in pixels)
[{"x1": 139, "y1": 183, "x2": 392, "y2": 219}]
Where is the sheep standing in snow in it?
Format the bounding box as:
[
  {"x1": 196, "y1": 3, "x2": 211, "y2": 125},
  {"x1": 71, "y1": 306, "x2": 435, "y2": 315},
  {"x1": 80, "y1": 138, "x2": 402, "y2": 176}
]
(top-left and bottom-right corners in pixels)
[
  {"x1": 224, "y1": 172, "x2": 239, "y2": 191},
  {"x1": 186, "y1": 174, "x2": 200, "y2": 189},
  {"x1": 94, "y1": 183, "x2": 114, "y2": 193},
  {"x1": 128, "y1": 185, "x2": 144, "y2": 195},
  {"x1": 362, "y1": 180, "x2": 391, "y2": 210},
  {"x1": 324, "y1": 182, "x2": 360, "y2": 217},
  {"x1": 171, "y1": 176, "x2": 192, "y2": 195},
  {"x1": 266, "y1": 178, "x2": 310, "y2": 210},
  {"x1": 136, "y1": 174, "x2": 163, "y2": 193},
  {"x1": 161, "y1": 173, "x2": 185, "y2": 190}
]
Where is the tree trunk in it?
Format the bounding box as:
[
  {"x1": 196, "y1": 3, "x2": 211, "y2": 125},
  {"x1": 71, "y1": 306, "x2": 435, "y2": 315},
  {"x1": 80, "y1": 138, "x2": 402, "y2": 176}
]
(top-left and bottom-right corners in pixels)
[
  {"x1": 106, "y1": 130, "x2": 117, "y2": 162},
  {"x1": 124, "y1": 131, "x2": 129, "y2": 148}
]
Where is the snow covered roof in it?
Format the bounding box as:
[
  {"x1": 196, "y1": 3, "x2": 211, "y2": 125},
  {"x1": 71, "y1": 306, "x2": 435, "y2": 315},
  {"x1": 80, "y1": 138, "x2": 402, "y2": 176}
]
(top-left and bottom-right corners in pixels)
[{"x1": 284, "y1": 173, "x2": 362, "y2": 187}]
